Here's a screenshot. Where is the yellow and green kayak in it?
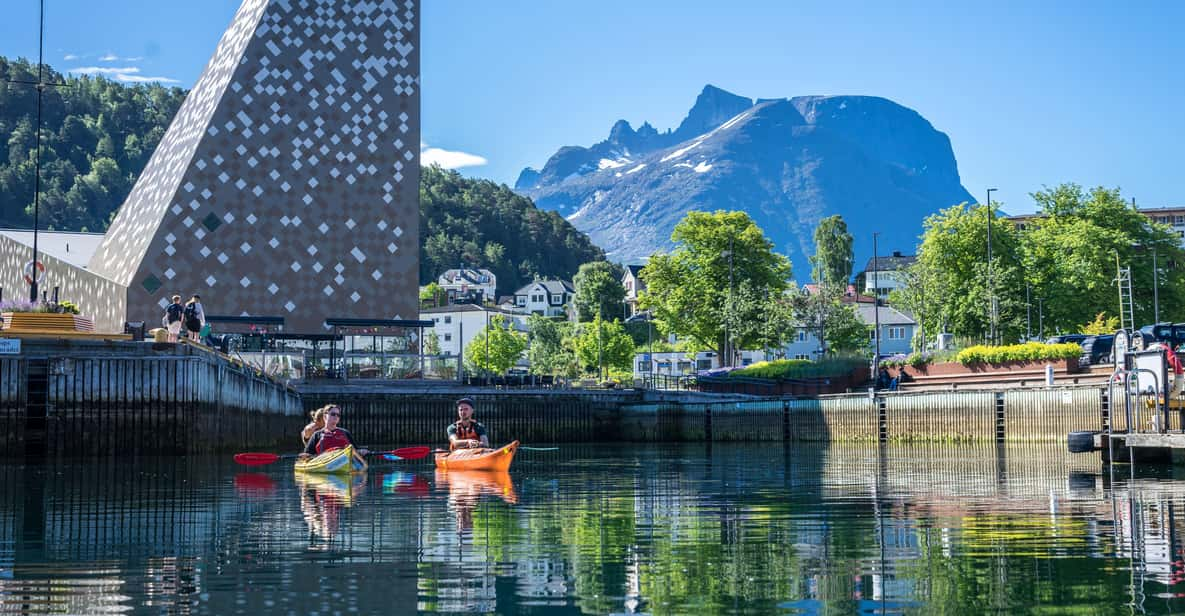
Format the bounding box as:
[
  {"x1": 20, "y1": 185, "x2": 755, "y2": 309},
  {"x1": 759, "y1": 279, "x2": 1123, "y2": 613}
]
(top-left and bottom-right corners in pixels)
[{"x1": 294, "y1": 445, "x2": 368, "y2": 474}]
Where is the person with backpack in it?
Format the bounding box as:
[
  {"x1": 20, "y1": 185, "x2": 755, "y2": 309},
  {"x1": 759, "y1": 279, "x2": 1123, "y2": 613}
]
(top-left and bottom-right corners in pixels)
[
  {"x1": 184, "y1": 295, "x2": 205, "y2": 343},
  {"x1": 163, "y1": 294, "x2": 184, "y2": 342}
]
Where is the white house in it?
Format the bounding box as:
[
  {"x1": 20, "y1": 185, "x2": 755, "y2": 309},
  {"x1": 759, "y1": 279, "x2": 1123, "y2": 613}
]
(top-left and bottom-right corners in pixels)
[
  {"x1": 631, "y1": 349, "x2": 769, "y2": 378},
  {"x1": 781, "y1": 303, "x2": 917, "y2": 360},
  {"x1": 622, "y1": 264, "x2": 646, "y2": 317},
  {"x1": 428, "y1": 267, "x2": 497, "y2": 305},
  {"x1": 513, "y1": 279, "x2": 574, "y2": 317},
  {"x1": 861, "y1": 251, "x2": 916, "y2": 300},
  {"x1": 419, "y1": 304, "x2": 529, "y2": 359}
]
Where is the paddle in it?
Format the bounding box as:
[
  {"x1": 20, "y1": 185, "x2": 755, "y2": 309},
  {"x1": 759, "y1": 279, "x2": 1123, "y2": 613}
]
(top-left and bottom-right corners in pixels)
[{"x1": 234, "y1": 446, "x2": 431, "y2": 466}]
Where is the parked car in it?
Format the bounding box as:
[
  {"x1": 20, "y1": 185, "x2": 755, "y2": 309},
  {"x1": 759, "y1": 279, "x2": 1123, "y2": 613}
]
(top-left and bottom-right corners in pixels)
[
  {"x1": 1134, "y1": 323, "x2": 1185, "y2": 352},
  {"x1": 1046, "y1": 334, "x2": 1088, "y2": 346},
  {"x1": 1079, "y1": 334, "x2": 1115, "y2": 365}
]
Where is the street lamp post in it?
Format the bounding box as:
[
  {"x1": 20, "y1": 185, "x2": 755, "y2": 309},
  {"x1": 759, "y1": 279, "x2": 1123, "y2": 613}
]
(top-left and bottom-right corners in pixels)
[
  {"x1": 721, "y1": 235, "x2": 735, "y2": 368},
  {"x1": 873, "y1": 232, "x2": 881, "y2": 367},
  {"x1": 1154, "y1": 248, "x2": 1160, "y2": 324},
  {"x1": 1038, "y1": 298, "x2": 1045, "y2": 340},
  {"x1": 985, "y1": 188, "x2": 997, "y2": 345}
]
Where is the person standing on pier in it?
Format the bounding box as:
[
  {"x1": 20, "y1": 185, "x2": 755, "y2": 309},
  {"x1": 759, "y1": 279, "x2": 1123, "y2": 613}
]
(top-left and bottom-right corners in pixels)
[
  {"x1": 183, "y1": 295, "x2": 206, "y2": 343},
  {"x1": 300, "y1": 405, "x2": 369, "y2": 458},
  {"x1": 163, "y1": 295, "x2": 184, "y2": 342},
  {"x1": 448, "y1": 397, "x2": 489, "y2": 451}
]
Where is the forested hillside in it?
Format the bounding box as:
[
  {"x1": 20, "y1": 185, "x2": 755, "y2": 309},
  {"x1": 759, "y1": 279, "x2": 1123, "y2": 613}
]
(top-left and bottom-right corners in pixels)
[
  {"x1": 0, "y1": 57, "x2": 186, "y2": 231},
  {"x1": 420, "y1": 166, "x2": 605, "y2": 295}
]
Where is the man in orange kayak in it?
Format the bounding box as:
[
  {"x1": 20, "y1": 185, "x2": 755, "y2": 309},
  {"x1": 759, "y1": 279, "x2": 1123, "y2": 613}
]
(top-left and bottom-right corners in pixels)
[{"x1": 447, "y1": 397, "x2": 489, "y2": 451}]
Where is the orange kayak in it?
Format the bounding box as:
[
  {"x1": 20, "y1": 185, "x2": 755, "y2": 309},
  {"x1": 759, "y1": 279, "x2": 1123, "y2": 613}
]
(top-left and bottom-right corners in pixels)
[{"x1": 435, "y1": 440, "x2": 518, "y2": 472}]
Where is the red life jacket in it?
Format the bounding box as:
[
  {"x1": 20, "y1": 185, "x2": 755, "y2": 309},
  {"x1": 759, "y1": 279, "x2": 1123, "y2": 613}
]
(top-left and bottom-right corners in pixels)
[
  {"x1": 316, "y1": 429, "x2": 351, "y2": 454},
  {"x1": 453, "y1": 421, "x2": 480, "y2": 441}
]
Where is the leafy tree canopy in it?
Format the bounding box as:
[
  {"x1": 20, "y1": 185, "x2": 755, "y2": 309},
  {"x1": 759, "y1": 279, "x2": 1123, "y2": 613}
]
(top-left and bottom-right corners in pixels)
[
  {"x1": 810, "y1": 214, "x2": 854, "y2": 288},
  {"x1": 464, "y1": 314, "x2": 526, "y2": 374},
  {"x1": 573, "y1": 260, "x2": 625, "y2": 322},
  {"x1": 639, "y1": 210, "x2": 791, "y2": 357},
  {"x1": 574, "y1": 315, "x2": 634, "y2": 375}
]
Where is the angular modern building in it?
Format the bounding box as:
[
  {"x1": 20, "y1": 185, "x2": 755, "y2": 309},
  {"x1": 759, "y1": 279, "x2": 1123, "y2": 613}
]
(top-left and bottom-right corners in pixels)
[{"x1": 2, "y1": 0, "x2": 420, "y2": 333}]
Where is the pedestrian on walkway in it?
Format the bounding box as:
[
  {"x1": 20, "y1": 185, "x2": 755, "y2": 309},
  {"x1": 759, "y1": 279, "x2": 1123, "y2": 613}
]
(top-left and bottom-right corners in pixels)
[
  {"x1": 163, "y1": 294, "x2": 184, "y2": 342},
  {"x1": 184, "y1": 295, "x2": 206, "y2": 343}
]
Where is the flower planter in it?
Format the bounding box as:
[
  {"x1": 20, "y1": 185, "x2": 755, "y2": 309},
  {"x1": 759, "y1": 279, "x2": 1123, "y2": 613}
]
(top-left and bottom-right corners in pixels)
[
  {"x1": 886, "y1": 357, "x2": 1079, "y2": 379},
  {"x1": 1, "y1": 312, "x2": 95, "y2": 333}
]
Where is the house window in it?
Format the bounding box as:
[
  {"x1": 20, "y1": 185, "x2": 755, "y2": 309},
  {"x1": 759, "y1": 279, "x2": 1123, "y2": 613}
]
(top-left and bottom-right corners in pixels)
[
  {"x1": 794, "y1": 354, "x2": 810, "y2": 361},
  {"x1": 796, "y1": 330, "x2": 807, "y2": 342},
  {"x1": 516, "y1": 297, "x2": 526, "y2": 306},
  {"x1": 678, "y1": 361, "x2": 693, "y2": 372},
  {"x1": 696, "y1": 359, "x2": 712, "y2": 370},
  {"x1": 1176, "y1": 216, "x2": 1184, "y2": 225},
  {"x1": 443, "y1": 316, "x2": 452, "y2": 324},
  {"x1": 532, "y1": 294, "x2": 544, "y2": 303},
  {"x1": 443, "y1": 334, "x2": 451, "y2": 341},
  {"x1": 551, "y1": 294, "x2": 562, "y2": 304},
  {"x1": 741, "y1": 358, "x2": 752, "y2": 366},
  {"x1": 638, "y1": 361, "x2": 648, "y2": 371},
  {"x1": 888, "y1": 326, "x2": 906, "y2": 340}
]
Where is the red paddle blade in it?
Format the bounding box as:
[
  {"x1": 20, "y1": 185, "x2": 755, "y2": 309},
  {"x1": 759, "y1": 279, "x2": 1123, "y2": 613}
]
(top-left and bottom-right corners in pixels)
[
  {"x1": 234, "y1": 452, "x2": 280, "y2": 466},
  {"x1": 391, "y1": 446, "x2": 430, "y2": 460}
]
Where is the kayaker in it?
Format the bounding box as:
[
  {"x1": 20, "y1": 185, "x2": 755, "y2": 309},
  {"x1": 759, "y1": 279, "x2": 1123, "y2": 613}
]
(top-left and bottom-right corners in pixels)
[
  {"x1": 300, "y1": 405, "x2": 328, "y2": 446},
  {"x1": 447, "y1": 397, "x2": 489, "y2": 451},
  {"x1": 300, "y1": 405, "x2": 369, "y2": 458}
]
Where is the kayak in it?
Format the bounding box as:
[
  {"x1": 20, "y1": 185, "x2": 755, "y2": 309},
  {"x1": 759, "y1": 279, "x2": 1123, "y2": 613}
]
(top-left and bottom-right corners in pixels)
[
  {"x1": 435, "y1": 440, "x2": 518, "y2": 472},
  {"x1": 294, "y1": 445, "x2": 368, "y2": 474}
]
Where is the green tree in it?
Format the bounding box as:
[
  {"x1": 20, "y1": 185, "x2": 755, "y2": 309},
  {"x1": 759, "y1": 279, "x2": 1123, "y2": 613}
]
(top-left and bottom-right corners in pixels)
[
  {"x1": 640, "y1": 210, "x2": 792, "y2": 360},
  {"x1": 423, "y1": 330, "x2": 441, "y2": 356},
  {"x1": 526, "y1": 315, "x2": 579, "y2": 377},
  {"x1": 573, "y1": 315, "x2": 635, "y2": 375},
  {"x1": 904, "y1": 202, "x2": 1026, "y2": 342},
  {"x1": 810, "y1": 214, "x2": 854, "y2": 288},
  {"x1": 573, "y1": 260, "x2": 626, "y2": 322},
  {"x1": 790, "y1": 287, "x2": 869, "y2": 355},
  {"x1": 464, "y1": 314, "x2": 526, "y2": 374},
  {"x1": 419, "y1": 282, "x2": 442, "y2": 305},
  {"x1": 1022, "y1": 184, "x2": 1184, "y2": 333}
]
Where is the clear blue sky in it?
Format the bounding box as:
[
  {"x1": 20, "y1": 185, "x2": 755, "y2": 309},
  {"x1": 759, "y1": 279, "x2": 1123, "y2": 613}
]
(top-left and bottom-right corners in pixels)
[{"x1": 3, "y1": 0, "x2": 1183, "y2": 214}]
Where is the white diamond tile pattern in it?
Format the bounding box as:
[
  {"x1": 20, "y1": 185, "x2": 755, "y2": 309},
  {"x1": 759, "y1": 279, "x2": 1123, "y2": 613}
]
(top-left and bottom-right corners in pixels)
[{"x1": 89, "y1": 0, "x2": 420, "y2": 331}]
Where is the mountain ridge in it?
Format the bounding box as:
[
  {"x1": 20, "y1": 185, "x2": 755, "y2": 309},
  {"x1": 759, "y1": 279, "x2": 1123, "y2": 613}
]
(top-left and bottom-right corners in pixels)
[{"x1": 516, "y1": 85, "x2": 974, "y2": 281}]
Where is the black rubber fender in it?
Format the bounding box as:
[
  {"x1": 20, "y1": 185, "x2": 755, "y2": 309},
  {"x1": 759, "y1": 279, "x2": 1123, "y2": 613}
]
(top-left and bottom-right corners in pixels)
[{"x1": 1067, "y1": 430, "x2": 1098, "y2": 453}]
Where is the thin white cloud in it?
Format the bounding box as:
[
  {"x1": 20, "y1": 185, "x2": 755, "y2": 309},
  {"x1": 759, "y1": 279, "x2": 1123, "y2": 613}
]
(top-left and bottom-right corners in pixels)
[
  {"x1": 113, "y1": 74, "x2": 179, "y2": 84},
  {"x1": 67, "y1": 66, "x2": 179, "y2": 84},
  {"x1": 422, "y1": 145, "x2": 488, "y2": 169},
  {"x1": 63, "y1": 53, "x2": 78, "y2": 61},
  {"x1": 97, "y1": 52, "x2": 143, "y2": 62}
]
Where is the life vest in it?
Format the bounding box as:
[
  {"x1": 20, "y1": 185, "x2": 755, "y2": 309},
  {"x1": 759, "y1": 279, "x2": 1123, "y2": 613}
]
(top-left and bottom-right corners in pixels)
[
  {"x1": 452, "y1": 421, "x2": 480, "y2": 441},
  {"x1": 316, "y1": 429, "x2": 351, "y2": 454}
]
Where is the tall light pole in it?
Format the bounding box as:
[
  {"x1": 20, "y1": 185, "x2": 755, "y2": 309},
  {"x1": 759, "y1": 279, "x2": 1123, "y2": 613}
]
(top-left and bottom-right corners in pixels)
[
  {"x1": 721, "y1": 235, "x2": 735, "y2": 368},
  {"x1": 872, "y1": 232, "x2": 881, "y2": 366},
  {"x1": 1153, "y1": 248, "x2": 1160, "y2": 324},
  {"x1": 985, "y1": 188, "x2": 997, "y2": 344}
]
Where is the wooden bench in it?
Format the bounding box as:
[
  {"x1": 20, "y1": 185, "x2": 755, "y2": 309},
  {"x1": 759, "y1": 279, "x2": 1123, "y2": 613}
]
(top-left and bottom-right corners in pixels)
[{"x1": 1, "y1": 312, "x2": 94, "y2": 332}]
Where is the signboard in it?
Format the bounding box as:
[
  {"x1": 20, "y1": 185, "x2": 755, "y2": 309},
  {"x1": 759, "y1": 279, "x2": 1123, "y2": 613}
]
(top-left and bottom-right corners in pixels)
[
  {"x1": 0, "y1": 339, "x2": 20, "y2": 355},
  {"x1": 1114, "y1": 329, "x2": 1129, "y2": 372}
]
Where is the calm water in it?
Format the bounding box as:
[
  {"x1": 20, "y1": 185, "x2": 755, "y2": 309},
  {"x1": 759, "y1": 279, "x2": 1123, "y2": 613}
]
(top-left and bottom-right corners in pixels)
[{"x1": 0, "y1": 443, "x2": 1183, "y2": 615}]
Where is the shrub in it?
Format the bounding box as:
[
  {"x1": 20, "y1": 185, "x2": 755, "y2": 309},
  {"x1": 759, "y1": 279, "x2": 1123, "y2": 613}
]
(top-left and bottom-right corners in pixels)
[
  {"x1": 906, "y1": 352, "x2": 932, "y2": 368},
  {"x1": 727, "y1": 355, "x2": 866, "y2": 380},
  {"x1": 880, "y1": 353, "x2": 909, "y2": 368},
  {"x1": 55, "y1": 301, "x2": 81, "y2": 315},
  {"x1": 0, "y1": 299, "x2": 52, "y2": 313},
  {"x1": 955, "y1": 342, "x2": 1082, "y2": 365}
]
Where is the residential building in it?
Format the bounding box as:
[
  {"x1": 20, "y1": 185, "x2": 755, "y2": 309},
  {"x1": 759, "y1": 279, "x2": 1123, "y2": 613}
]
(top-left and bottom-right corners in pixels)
[
  {"x1": 860, "y1": 251, "x2": 916, "y2": 300},
  {"x1": 781, "y1": 303, "x2": 918, "y2": 359},
  {"x1": 431, "y1": 267, "x2": 497, "y2": 305},
  {"x1": 420, "y1": 304, "x2": 529, "y2": 359},
  {"x1": 622, "y1": 264, "x2": 646, "y2": 316},
  {"x1": 802, "y1": 283, "x2": 875, "y2": 304},
  {"x1": 1008, "y1": 205, "x2": 1185, "y2": 247},
  {"x1": 632, "y1": 349, "x2": 768, "y2": 378},
  {"x1": 513, "y1": 279, "x2": 574, "y2": 317}
]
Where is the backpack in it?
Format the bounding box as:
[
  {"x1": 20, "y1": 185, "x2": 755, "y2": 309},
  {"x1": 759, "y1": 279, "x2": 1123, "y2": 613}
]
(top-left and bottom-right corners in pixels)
[
  {"x1": 166, "y1": 303, "x2": 183, "y2": 323},
  {"x1": 183, "y1": 303, "x2": 197, "y2": 321}
]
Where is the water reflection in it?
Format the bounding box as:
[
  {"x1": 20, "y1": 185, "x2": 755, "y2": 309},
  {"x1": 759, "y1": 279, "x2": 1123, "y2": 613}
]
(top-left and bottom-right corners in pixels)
[
  {"x1": 5, "y1": 445, "x2": 1185, "y2": 613},
  {"x1": 294, "y1": 471, "x2": 367, "y2": 542}
]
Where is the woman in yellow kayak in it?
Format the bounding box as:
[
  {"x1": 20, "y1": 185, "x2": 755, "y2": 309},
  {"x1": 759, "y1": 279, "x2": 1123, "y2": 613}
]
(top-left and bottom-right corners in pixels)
[{"x1": 299, "y1": 405, "x2": 369, "y2": 459}]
